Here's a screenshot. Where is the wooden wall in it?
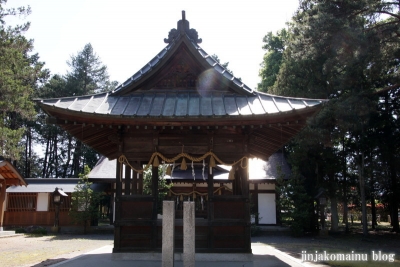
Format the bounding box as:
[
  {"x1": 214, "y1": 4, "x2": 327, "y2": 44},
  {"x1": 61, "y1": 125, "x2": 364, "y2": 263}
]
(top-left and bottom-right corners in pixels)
[{"x1": 3, "y1": 211, "x2": 74, "y2": 226}]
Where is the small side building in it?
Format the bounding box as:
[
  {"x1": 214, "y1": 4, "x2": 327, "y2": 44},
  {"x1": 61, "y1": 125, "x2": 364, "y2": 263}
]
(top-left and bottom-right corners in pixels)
[
  {"x1": 0, "y1": 159, "x2": 27, "y2": 231},
  {"x1": 4, "y1": 179, "x2": 77, "y2": 228},
  {"x1": 4, "y1": 178, "x2": 111, "y2": 230}
]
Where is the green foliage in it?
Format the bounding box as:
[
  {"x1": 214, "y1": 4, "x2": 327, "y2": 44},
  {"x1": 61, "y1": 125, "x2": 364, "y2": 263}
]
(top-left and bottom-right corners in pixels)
[
  {"x1": 0, "y1": 0, "x2": 48, "y2": 161},
  {"x1": 276, "y1": 169, "x2": 313, "y2": 237},
  {"x1": 28, "y1": 226, "x2": 47, "y2": 236},
  {"x1": 258, "y1": 28, "x2": 288, "y2": 93},
  {"x1": 32, "y1": 43, "x2": 118, "y2": 177},
  {"x1": 66, "y1": 43, "x2": 114, "y2": 95},
  {"x1": 262, "y1": 0, "x2": 400, "y2": 234},
  {"x1": 69, "y1": 165, "x2": 102, "y2": 234},
  {"x1": 14, "y1": 227, "x2": 26, "y2": 233}
]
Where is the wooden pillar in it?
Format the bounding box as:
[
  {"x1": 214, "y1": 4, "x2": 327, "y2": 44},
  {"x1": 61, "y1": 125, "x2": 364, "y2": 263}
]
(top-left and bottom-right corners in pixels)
[
  {"x1": 254, "y1": 183, "x2": 259, "y2": 225},
  {"x1": 132, "y1": 169, "x2": 138, "y2": 194},
  {"x1": 239, "y1": 159, "x2": 251, "y2": 252},
  {"x1": 0, "y1": 180, "x2": 6, "y2": 230},
  {"x1": 116, "y1": 161, "x2": 122, "y2": 197},
  {"x1": 207, "y1": 163, "x2": 214, "y2": 250},
  {"x1": 232, "y1": 167, "x2": 239, "y2": 195},
  {"x1": 114, "y1": 159, "x2": 122, "y2": 251},
  {"x1": 138, "y1": 172, "x2": 144, "y2": 195},
  {"x1": 152, "y1": 165, "x2": 159, "y2": 249},
  {"x1": 124, "y1": 165, "x2": 131, "y2": 195}
]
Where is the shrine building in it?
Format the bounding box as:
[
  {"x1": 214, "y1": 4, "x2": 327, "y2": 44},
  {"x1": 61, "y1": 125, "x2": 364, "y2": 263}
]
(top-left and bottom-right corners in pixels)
[{"x1": 36, "y1": 12, "x2": 324, "y2": 253}]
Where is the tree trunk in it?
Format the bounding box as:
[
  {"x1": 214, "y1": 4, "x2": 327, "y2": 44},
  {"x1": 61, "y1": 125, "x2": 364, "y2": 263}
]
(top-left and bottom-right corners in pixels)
[
  {"x1": 330, "y1": 196, "x2": 339, "y2": 232},
  {"x1": 42, "y1": 132, "x2": 50, "y2": 178},
  {"x1": 342, "y1": 136, "x2": 349, "y2": 232},
  {"x1": 359, "y1": 152, "x2": 368, "y2": 237},
  {"x1": 63, "y1": 135, "x2": 72, "y2": 178},
  {"x1": 384, "y1": 93, "x2": 399, "y2": 233},
  {"x1": 72, "y1": 140, "x2": 82, "y2": 177},
  {"x1": 371, "y1": 195, "x2": 376, "y2": 229},
  {"x1": 329, "y1": 172, "x2": 339, "y2": 232}
]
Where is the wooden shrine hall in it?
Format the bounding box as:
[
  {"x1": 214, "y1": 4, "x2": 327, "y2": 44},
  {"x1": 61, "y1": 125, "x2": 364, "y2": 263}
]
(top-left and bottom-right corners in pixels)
[{"x1": 36, "y1": 11, "x2": 324, "y2": 253}]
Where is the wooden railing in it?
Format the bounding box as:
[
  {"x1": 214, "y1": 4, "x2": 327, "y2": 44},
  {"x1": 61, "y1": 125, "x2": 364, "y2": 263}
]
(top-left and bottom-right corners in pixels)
[{"x1": 6, "y1": 193, "x2": 37, "y2": 212}]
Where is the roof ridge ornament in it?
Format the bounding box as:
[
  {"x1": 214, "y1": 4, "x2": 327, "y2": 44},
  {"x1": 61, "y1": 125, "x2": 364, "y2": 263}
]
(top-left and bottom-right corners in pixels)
[{"x1": 164, "y1": 10, "x2": 202, "y2": 44}]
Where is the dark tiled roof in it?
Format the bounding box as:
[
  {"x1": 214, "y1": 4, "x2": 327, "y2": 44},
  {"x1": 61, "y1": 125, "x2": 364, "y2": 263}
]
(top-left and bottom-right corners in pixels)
[
  {"x1": 6, "y1": 178, "x2": 105, "y2": 193},
  {"x1": 113, "y1": 34, "x2": 253, "y2": 95},
  {"x1": 38, "y1": 91, "x2": 322, "y2": 118},
  {"x1": 36, "y1": 19, "x2": 324, "y2": 119},
  {"x1": 6, "y1": 178, "x2": 79, "y2": 193}
]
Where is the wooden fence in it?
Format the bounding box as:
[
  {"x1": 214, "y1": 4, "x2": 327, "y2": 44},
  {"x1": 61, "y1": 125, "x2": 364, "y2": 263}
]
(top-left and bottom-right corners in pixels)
[{"x1": 3, "y1": 211, "x2": 74, "y2": 227}]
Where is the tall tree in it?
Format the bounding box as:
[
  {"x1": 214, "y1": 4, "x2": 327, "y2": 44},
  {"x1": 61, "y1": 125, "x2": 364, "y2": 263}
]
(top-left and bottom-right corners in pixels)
[
  {"x1": 33, "y1": 44, "x2": 118, "y2": 178},
  {"x1": 269, "y1": 0, "x2": 399, "y2": 234},
  {"x1": 258, "y1": 29, "x2": 288, "y2": 93},
  {"x1": 0, "y1": 0, "x2": 48, "y2": 162},
  {"x1": 65, "y1": 43, "x2": 116, "y2": 176},
  {"x1": 66, "y1": 43, "x2": 111, "y2": 95}
]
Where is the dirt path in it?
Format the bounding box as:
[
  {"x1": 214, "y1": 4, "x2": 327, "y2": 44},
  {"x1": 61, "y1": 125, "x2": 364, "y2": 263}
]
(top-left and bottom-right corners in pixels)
[{"x1": 0, "y1": 234, "x2": 114, "y2": 267}]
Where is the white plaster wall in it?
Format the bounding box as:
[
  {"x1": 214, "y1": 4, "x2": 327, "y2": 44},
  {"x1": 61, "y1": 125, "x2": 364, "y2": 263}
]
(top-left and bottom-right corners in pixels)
[
  {"x1": 36, "y1": 193, "x2": 49, "y2": 211},
  {"x1": 258, "y1": 193, "x2": 276, "y2": 224}
]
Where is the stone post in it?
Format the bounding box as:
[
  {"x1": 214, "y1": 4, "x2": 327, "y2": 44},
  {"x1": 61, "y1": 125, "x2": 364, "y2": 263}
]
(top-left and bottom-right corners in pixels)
[
  {"x1": 183, "y1": 201, "x2": 195, "y2": 267},
  {"x1": 162, "y1": 201, "x2": 175, "y2": 267}
]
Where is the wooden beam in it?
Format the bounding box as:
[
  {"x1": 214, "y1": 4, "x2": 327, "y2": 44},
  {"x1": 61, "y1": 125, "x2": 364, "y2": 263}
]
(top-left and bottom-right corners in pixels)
[
  {"x1": 0, "y1": 180, "x2": 6, "y2": 229},
  {"x1": 124, "y1": 165, "x2": 131, "y2": 195}
]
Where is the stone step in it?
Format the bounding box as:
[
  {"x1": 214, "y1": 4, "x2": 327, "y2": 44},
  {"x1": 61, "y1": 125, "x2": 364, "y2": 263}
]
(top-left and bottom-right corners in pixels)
[{"x1": 0, "y1": 231, "x2": 16, "y2": 237}]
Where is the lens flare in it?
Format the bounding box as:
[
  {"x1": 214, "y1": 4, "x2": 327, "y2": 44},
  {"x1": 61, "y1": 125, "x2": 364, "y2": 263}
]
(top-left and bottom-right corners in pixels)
[{"x1": 196, "y1": 69, "x2": 219, "y2": 96}]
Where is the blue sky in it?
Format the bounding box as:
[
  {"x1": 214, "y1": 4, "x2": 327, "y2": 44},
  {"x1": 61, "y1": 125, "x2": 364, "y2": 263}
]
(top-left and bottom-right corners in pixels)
[{"x1": 8, "y1": 0, "x2": 299, "y2": 90}]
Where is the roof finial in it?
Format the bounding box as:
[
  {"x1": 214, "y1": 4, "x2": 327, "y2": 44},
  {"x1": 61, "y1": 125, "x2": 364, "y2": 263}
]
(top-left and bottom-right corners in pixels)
[{"x1": 164, "y1": 11, "x2": 202, "y2": 44}]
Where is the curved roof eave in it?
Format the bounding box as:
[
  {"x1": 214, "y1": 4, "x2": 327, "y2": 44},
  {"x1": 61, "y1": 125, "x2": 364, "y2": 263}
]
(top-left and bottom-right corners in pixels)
[{"x1": 36, "y1": 90, "x2": 325, "y2": 122}]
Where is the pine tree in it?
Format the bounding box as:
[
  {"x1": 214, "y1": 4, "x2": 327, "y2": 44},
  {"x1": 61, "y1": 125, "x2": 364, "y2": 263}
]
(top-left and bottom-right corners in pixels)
[
  {"x1": 66, "y1": 43, "x2": 111, "y2": 95},
  {"x1": 65, "y1": 43, "x2": 116, "y2": 177},
  {"x1": 0, "y1": 0, "x2": 48, "y2": 161}
]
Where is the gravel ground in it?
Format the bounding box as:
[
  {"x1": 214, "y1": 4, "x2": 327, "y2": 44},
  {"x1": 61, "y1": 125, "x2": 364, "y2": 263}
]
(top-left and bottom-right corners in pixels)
[
  {"x1": 1, "y1": 230, "x2": 399, "y2": 267},
  {"x1": 254, "y1": 231, "x2": 400, "y2": 267},
  {"x1": 0, "y1": 234, "x2": 114, "y2": 267}
]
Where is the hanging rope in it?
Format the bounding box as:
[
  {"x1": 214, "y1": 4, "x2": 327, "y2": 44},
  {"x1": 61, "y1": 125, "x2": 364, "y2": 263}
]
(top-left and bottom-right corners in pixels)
[
  {"x1": 118, "y1": 151, "x2": 249, "y2": 174},
  {"x1": 168, "y1": 185, "x2": 232, "y2": 198}
]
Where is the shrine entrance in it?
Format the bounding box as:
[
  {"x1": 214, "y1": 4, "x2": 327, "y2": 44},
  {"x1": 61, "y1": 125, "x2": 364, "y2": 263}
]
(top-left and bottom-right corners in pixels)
[
  {"x1": 36, "y1": 11, "x2": 324, "y2": 253},
  {"x1": 114, "y1": 152, "x2": 252, "y2": 252}
]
